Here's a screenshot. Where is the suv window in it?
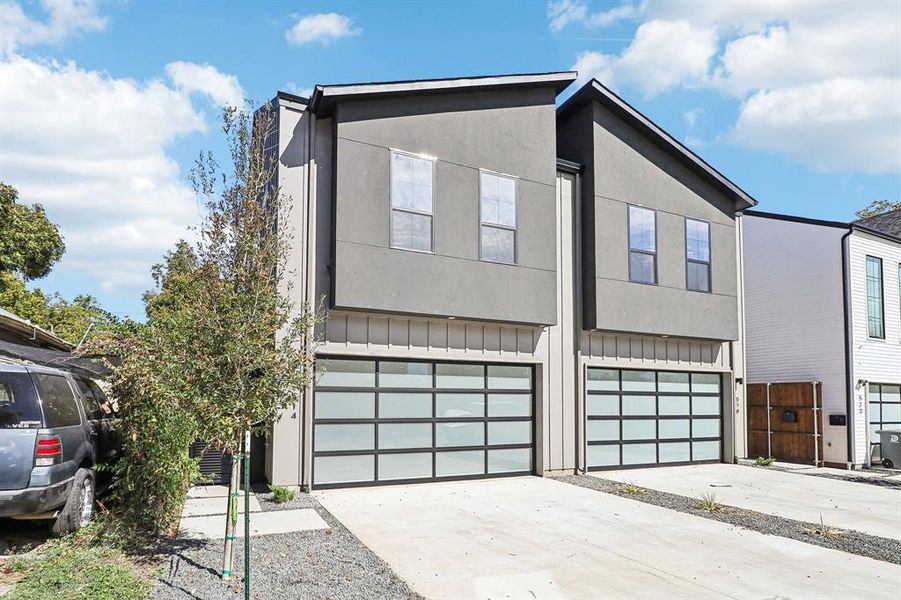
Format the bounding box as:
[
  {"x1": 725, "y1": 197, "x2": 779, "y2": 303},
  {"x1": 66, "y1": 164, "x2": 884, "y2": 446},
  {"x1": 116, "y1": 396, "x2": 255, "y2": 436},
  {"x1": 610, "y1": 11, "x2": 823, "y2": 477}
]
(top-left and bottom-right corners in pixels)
[
  {"x1": 75, "y1": 378, "x2": 114, "y2": 420},
  {"x1": 0, "y1": 372, "x2": 43, "y2": 429},
  {"x1": 34, "y1": 374, "x2": 81, "y2": 427}
]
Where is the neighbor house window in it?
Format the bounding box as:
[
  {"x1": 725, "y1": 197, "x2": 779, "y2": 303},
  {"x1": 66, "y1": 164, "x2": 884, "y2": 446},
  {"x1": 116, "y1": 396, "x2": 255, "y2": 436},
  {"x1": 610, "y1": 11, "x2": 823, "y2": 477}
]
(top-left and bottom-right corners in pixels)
[
  {"x1": 685, "y1": 218, "x2": 711, "y2": 292},
  {"x1": 628, "y1": 206, "x2": 656, "y2": 284},
  {"x1": 390, "y1": 150, "x2": 434, "y2": 252},
  {"x1": 480, "y1": 171, "x2": 516, "y2": 264},
  {"x1": 866, "y1": 255, "x2": 884, "y2": 339}
]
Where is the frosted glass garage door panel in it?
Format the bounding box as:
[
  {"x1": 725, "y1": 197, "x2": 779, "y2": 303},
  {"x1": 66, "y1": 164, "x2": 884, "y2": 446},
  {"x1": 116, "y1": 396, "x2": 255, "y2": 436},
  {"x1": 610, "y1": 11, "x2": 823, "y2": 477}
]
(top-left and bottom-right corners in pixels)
[
  {"x1": 692, "y1": 440, "x2": 720, "y2": 460},
  {"x1": 314, "y1": 424, "x2": 374, "y2": 451},
  {"x1": 488, "y1": 448, "x2": 531, "y2": 473},
  {"x1": 314, "y1": 392, "x2": 374, "y2": 419},
  {"x1": 658, "y1": 442, "x2": 690, "y2": 463},
  {"x1": 658, "y1": 396, "x2": 690, "y2": 415},
  {"x1": 587, "y1": 445, "x2": 619, "y2": 467},
  {"x1": 622, "y1": 396, "x2": 655, "y2": 416},
  {"x1": 487, "y1": 366, "x2": 531, "y2": 390},
  {"x1": 379, "y1": 361, "x2": 432, "y2": 388},
  {"x1": 587, "y1": 369, "x2": 619, "y2": 391},
  {"x1": 435, "y1": 363, "x2": 484, "y2": 389},
  {"x1": 621, "y1": 371, "x2": 655, "y2": 392},
  {"x1": 487, "y1": 394, "x2": 531, "y2": 417},
  {"x1": 658, "y1": 419, "x2": 689, "y2": 439},
  {"x1": 436, "y1": 450, "x2": 485, "y2": 477},
  {"x1": 378, "y1": 423, "x2": 432, "y2": 449},
  {"x1": 378, "y1": 453, "x2": 432, "y2": 481},
  {"x1": 316, "y1": 359, "x2": 375, "y2": 387},
  {"x1": 622, "y1": 443, "x2": 656, "y2": 465},
  {"x1": 587, "y1": 396, "x2": 619, "y2": 416},
  {"x1": 487, "y1": 421, "x2": 531, "y2": 445},
  {"x1": 436, "y1": 422, "x2": 484, "y2": 447},
  {"x1": 692, "y1": 419, "x2": 720, "y2": 438},
  {"x1": 378, "y1": 393, "x2": 432, "y2": 418},
  {"x1": 314, "y1": 455, "x2": 374, "y2": 485},
  {"x1": 436, "y1": 394, "x2": 484, "y2": 419},
  {"x1": 691, "y1": 396, "x2": 721, "y2": 416},
  {"x1": 622, "y1": 420, "x2": 655, "y2": 440},
  {"x1": 587, "y1": 420, "x2": 619, "y2": 441},
  {"x1": 691, "y1": 373, "x2": 720, "y2": 393}
]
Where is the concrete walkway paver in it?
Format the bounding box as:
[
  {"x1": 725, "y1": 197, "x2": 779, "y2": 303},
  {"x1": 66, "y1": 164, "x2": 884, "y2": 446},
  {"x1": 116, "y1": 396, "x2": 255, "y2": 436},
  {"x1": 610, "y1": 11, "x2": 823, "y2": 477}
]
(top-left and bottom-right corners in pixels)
[
  {"x1": 599, "y1": 463, "x2": 901, "y2": 540},
  {"x1": 315, "y1": 476, "x2": 901, "y2": 600},
  {"x1": 181, "y1": 495, "x2": 262, "y2": 517},
  {"x1": 176, "y1": 509, "x2": 328, "y2": 540}
]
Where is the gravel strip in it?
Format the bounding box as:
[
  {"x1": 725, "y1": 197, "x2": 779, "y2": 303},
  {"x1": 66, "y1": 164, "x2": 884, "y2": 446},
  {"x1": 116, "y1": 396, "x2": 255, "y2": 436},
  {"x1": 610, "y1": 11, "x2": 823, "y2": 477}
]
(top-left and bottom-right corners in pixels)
[
  {"x1": 739, "y1": 462, "x2": 901, "y2": 490},
  {"x1": 555, "y1": 474, "x2": 901, "y2": 565},
  {"x1": 152, "y1": 493, "x2": 421, "y2": 600}
]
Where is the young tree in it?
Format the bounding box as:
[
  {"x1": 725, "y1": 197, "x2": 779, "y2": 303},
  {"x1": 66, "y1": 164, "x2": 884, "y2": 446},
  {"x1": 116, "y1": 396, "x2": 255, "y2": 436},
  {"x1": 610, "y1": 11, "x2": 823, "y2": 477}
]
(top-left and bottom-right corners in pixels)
[{"x1": 856, "y1": 199, "x2": 901, "y2": 219}]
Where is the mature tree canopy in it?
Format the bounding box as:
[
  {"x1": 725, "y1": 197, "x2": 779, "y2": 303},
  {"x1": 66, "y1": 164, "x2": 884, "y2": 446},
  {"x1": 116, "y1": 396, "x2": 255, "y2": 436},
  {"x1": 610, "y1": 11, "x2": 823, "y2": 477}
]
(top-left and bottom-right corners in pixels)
[
  {"x1": 856, "y1": 199, "x2": 901, "y2": 219},
  {"x1": 0, "y1": 183, "x2": 65, "y2": 280}
]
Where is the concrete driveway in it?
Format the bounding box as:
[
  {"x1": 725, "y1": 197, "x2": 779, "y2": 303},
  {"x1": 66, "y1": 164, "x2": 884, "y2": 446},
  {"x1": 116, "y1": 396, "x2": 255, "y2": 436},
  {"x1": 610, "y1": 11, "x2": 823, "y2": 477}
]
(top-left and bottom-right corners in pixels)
[
  {"x1": 599, "y1": 463, "x2": 901, "y2": 540},
  {"x1": 314, "y1": 477, "x2": 900, "y2": 599}
]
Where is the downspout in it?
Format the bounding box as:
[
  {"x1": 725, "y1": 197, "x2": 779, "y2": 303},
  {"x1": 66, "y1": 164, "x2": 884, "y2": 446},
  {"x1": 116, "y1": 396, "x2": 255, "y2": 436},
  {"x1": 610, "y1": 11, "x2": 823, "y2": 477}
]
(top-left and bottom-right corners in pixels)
[
  {"x1": 840, "y1": 229, "x2": 853, "y2": 468},
  {"x1": 812, "y1": 381, "x2": 820, "y2": 466},
  {"x1": 765, "y1": 382, "x2": 772, "y2": 458},
  {"x1": 300, "y1": 108, "x2": 318, "y2": 492}
]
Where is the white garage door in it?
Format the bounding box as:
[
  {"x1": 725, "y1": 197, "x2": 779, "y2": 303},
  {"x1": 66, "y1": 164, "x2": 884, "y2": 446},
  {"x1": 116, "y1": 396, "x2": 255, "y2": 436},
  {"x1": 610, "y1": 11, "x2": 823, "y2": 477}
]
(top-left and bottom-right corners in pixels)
[
  {"x1": 586, "y1": 368, "x2": 723, "y2": 469},
  {"x1": 312, "y1": 357, "x2": 534, "y2": 488}
]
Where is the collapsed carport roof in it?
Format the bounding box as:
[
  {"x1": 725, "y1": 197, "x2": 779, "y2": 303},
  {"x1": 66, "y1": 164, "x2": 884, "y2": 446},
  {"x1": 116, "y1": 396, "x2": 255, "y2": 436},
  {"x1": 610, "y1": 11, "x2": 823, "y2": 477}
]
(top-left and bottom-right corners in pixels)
[{"x1": 0, "y1": 339, "x2": 113, "y2": 378}]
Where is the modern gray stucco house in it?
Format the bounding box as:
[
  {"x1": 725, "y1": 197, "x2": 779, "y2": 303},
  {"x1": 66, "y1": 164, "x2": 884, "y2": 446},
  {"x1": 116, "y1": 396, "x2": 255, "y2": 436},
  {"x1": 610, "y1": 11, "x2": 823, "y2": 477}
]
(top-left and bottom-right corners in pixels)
[{"x1": 262, "y1": 73, "x2": 756, "y2": 490}]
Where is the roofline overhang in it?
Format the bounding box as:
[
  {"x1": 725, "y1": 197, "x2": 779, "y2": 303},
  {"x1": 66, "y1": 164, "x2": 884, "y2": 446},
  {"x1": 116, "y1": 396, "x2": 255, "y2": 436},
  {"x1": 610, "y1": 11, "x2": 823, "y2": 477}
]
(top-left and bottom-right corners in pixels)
[
  {"x1": 744, "y1": 210, "x2": 901, "y2": 244},
  {"x1": 0, "y1": 308, "x2": 72, "y2": 350},
  {"x1": 558, "y1": 79, "x2": 758, "y2": 210},
  {"x1": 850, "y1": 223, "x2": 901, "y2": 245},
  {"x1": 309, "y1": 71, "x2": 578, "y2": 117}
]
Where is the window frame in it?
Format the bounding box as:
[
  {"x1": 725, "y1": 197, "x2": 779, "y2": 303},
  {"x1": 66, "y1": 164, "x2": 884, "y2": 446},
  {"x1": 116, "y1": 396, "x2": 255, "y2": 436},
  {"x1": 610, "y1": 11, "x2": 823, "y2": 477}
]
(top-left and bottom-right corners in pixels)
[
  {"x1": 478, "y1": 169, "x2": 518, "y2": 265},
  {"x1": 627, "y1": 205, "x2": 658, "y2": 285},
  {"x1": 685, "y1": 217, "x2": 712, "y2": 293},
  {"x1": 865, "y1": 255, "x2": 885, "y2": 340},
  {"x1": 388, "y1": 149, "x2": 436, "y2": 254}
]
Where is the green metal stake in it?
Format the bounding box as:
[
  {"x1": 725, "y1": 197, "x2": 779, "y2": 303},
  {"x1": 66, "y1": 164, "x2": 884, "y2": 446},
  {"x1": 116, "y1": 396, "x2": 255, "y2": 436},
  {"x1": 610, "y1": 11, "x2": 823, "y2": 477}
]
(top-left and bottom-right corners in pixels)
[{"x1": 244, "y1": 430, "x2": 251, "y2": 600}]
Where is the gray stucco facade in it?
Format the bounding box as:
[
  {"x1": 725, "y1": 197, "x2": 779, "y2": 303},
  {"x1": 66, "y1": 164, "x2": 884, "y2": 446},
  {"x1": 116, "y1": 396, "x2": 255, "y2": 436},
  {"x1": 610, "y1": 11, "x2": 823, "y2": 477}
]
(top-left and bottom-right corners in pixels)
[{"x1": 264, "y1": 74, "x2": 753, "y2": 490}]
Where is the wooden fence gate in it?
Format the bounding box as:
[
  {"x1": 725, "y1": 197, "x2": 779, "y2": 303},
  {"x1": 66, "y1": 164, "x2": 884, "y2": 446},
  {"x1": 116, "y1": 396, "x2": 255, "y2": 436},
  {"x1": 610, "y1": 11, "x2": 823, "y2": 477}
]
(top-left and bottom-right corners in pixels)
[{"x1": 747, "y1": 382, "x2": 824, "y2": 466}]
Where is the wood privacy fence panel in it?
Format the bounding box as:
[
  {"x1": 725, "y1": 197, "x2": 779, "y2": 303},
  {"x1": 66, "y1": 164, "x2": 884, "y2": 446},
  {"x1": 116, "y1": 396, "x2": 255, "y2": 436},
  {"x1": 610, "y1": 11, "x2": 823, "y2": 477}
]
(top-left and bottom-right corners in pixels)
[{"x1": 747, "y1": 382, "x2": 824, "y2": 465}]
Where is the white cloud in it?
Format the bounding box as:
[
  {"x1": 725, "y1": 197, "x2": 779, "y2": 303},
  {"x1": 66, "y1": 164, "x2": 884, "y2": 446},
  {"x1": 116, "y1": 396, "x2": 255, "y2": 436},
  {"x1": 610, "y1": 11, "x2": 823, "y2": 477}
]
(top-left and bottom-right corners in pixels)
[
  {"x1": 285, "y1": 13, "x2": 360, "y2": 46},
  {"x1": 283, "y1": 82, "x2": 313, "y2": 98},
  {"x1": 683, "y1": 107, "x2": 704, "y2": 128},
  {"x1": 165, "y1": 61, "x2": 245, "y2": 108},
  {"x1": 0, "y1": 0, "x2": 107, "y2": 53},
  {"x1": 549, "y1": 0, "x2": 641, "y2": 33},
  {"x1": 731, "y1": 78, "x2": 901, "y2": 174},
  {"x1": 0, "y1": 53, "x2": 229, "y2": 296},
  {"x1": 559, "y1": 0, "x2": 901, "y2": 174}
]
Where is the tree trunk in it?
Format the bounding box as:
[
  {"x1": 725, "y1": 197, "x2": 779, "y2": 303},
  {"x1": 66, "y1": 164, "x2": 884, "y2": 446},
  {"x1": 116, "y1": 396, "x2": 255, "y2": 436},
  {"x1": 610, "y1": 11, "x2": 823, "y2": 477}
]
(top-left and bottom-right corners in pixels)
[
  {"x1": 243, "y1": 430, "x2": 251, "y2": 600},
  {"x1": 221, "y1": 448, "x2": 241, "y2": 579}
]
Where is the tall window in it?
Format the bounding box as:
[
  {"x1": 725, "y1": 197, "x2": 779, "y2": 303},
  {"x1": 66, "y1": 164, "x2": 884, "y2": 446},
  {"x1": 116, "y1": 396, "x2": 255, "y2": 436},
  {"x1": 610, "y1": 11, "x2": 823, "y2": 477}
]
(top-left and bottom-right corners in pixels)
[
  {"x1": 628, "y1": 206, "x2": 656, "y2": 284},
  {"x1": 480, "y1": 172, "x2": 516, "y2": 264},
  {"x1": 685, "y1": 218, "x2": 711, "y2": 292},
  {"x1": 390, "y1": 151, "x2": 433, "y2": 252},
  {"x1": 866, "y1": 256, "x2": 884, "y2": 339}
]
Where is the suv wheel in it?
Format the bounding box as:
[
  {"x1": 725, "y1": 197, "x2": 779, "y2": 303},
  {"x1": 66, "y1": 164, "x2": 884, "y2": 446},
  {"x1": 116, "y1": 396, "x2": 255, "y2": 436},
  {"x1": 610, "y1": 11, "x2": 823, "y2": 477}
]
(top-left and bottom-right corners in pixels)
[{"x1": 51, "y1": 468, "x2": 95, "y2": 536}]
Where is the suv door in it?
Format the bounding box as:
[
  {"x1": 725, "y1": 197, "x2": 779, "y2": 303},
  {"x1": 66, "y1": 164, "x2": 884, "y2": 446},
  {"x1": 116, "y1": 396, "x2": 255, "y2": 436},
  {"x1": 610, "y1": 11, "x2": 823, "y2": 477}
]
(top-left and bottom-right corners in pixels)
[
  {"x1": 0, "y1": 370, "x2": 43, "y2": 490},
  {"x1": 33, "y1": 373, "x2": 88, "y2": 482},
  {"x1": 74, "y1": 378, "x2": 114, "y2": 464}
]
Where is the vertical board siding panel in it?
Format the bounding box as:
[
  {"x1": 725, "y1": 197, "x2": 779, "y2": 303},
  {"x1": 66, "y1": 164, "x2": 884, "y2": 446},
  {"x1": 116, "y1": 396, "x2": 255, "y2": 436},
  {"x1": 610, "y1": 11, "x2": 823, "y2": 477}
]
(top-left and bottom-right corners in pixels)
[
  {"x1": 448, "y1": 323, "x2": 466, "y2": 350},
  {"x1": 346, "y1": 315, "x2": 368, "y2": 346},
  {"x1": 484, "y1": 326, "x2": 501, "y2": 353},
  {"x1": 466, "y1": 323, "x2": 484, "y2": 353},
  {"x1": 325, "y1": 314, "x2": 348, "y2": 344},
  {"x1": 368, "y1": 316, "x2": 390, "y2": 347},
  {"x1": 428, "y1": 321, "x2": 448, "y2": 351},
  {"x1": 517, "y1": 329, "x2": 532, "y2": 354},
  {"x1": 617, "y1": 336, "x2": 631, "y2": 360},
  {"x1": 630, "y1": 337, "x2": 642, "y2": 360},
  {"x1": 500, "y1": 328, "x2": 518, "y2": 354},
  {"x1": 409, "y1": 320, "x2": 429, "y2": 349},
  {"x1": 388, "y1": 318, "x2": 409, "y2": 347}
]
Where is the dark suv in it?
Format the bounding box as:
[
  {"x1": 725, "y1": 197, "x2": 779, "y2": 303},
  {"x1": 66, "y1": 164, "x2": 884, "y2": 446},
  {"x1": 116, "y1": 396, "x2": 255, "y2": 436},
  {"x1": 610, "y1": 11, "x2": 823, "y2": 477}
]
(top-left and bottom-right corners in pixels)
[{"x1": 0, "y1": 362, "x2": 118, "y2": 534}]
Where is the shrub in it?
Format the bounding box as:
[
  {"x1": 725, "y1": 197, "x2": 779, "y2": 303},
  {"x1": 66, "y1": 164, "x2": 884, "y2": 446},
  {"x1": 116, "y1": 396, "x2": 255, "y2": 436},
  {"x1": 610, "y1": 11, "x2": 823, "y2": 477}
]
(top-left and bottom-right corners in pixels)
[
  {"x1": 615, "y1": 482, "x2": 648, "y2": 496},
  {"x1": 268, "y1": 485, "x2": 295, "y2": 504},
  {"x1": 695, "y1": 492, "x2": 731, "y2": 514},
  {"x1": 756, "y1": 456, "x2": 776, "y2": 466}
]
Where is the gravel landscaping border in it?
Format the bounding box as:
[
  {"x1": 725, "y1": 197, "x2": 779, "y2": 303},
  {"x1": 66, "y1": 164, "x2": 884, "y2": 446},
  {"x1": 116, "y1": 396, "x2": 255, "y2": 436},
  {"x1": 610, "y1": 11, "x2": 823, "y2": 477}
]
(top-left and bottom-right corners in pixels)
[
  {"x1": 555, "y1": 474, "x2": 901, "y2": 566},
  {"x1": 738, "y1": 462, "x2": 901, "y2": 490},
  {"x1": 152, "y1": 491, "x2": 421, "y2": 600}
]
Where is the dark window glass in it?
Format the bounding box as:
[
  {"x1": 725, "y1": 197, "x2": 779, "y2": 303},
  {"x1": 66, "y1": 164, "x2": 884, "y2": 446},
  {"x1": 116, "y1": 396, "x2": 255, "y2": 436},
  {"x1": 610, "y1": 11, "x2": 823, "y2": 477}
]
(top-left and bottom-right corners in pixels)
[
  {"x1": 628, "y1": 206, "x2": 656, "y2": 284},
  {"x1": 686, "y1": 219, "x2": 711, "y2": 292},
  {"x1": 34, "y1": 374, "x2": 81, "y2": 427},
  {"x1": 75, "y1": 378, "x2": 108, "y2": 420},
  {"x1": 0, "y1": 372, "x2": 43, "y2": 429},
  {"x1": 866, "y1": 256, "x2": 884, "y2": 339}
]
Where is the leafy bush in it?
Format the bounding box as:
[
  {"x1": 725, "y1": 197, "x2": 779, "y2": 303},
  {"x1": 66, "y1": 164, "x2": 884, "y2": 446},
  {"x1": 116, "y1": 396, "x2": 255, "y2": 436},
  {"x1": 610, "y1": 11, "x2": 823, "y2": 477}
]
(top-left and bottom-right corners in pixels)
[
  {"x1": 615, "y1": 482, "x2": 648, "y2": 496},
  {"x1": 756, "y1": 456, "x2": 776, "y2": 466},
  {"x1": 803, "y1": 514, "x2": 846, "y2": 539},
  {"x1": 268, "y1": 485, "x2": 295, "y2": 504}
]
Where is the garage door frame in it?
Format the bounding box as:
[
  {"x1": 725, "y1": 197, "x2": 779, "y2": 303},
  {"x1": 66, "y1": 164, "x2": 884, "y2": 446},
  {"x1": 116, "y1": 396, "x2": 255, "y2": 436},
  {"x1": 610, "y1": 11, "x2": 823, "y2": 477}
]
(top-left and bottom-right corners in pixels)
[
  {"x1": 585, "y1": 367, "x2": 724, "y2": 471},
  {"x1": 312, "y1": 356, "x2": 536, "y2": 489}
]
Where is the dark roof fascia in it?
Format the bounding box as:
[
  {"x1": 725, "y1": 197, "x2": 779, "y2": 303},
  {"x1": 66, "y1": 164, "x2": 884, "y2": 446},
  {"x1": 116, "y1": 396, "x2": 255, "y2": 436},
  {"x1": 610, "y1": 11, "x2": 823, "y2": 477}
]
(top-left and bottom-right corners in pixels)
[
  {"x1": 850, "y1": 223, "x2": 901, "y2": 245},
  {"x1": 744, "y1": 210, "x2": 850, "y2": 230},
  {"x1": 275, "y1": 91, "x2": 309, "y2": 105},
  {"x1": 556, "y1": 158, "x2": 582, "y2": 174},
  {"x1": 557, "y1": 79, "x2": 758, "y2": 210},
  {"x1": 309, "y1": 71, "x2": 578, "y2": 117}
]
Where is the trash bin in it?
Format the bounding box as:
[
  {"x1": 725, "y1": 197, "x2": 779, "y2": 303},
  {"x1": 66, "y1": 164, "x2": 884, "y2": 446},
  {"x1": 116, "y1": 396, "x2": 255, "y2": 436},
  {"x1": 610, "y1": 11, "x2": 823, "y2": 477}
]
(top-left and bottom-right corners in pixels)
[{"x1": 877, "y1": 429, "x2": 901, "y2": 469}]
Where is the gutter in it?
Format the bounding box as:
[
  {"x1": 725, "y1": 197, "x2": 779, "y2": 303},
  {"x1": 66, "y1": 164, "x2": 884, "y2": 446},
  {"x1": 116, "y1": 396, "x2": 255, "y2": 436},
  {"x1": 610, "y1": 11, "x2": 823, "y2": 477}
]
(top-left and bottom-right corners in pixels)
[{"x1": 840, "y1": 228, "x2": 854, "y2": 467}]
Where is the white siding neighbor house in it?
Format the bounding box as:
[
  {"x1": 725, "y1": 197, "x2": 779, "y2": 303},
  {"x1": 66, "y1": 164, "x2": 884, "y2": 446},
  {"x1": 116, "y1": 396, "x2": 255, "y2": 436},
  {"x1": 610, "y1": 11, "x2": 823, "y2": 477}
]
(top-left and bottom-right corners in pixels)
[{"x1": 743, "y1": 209, "x2": 901, "y2": 468}]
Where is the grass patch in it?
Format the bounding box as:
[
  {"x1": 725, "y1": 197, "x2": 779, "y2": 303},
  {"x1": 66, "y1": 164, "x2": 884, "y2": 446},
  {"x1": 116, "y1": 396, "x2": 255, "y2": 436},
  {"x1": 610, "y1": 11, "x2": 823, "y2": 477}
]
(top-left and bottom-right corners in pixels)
[
  {"x1": 268, "y1": 484, "x2": 296, "y2": 504},
  {"x1": 694, "y1": 492, "x2": 732, "y2": 514},
  {"x1": 615, "y1": 482, "x2": 648, "y2": 496},
  {"x1": 755, "y1": 456, "x2": 776, "y2": 466},
  {"x1": 803, "y1": 514, "x2": 846, "y2": 539},
  {"x1": 0, "y1": 521, "x2": 154, "y2": 600}
]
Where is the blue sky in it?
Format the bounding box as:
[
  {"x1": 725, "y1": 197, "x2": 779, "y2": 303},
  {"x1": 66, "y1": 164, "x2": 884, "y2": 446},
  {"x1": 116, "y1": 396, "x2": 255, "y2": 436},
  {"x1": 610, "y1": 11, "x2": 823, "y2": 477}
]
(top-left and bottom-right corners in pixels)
[{"x1": 1, "y1": 0, "x2": 899, "y2": 321}]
